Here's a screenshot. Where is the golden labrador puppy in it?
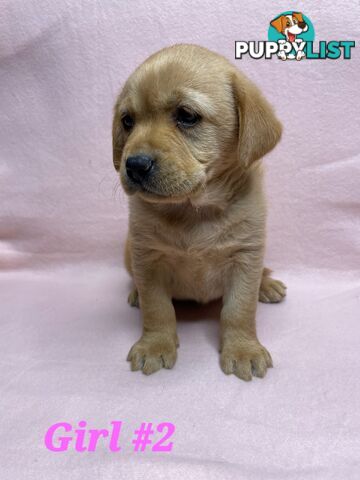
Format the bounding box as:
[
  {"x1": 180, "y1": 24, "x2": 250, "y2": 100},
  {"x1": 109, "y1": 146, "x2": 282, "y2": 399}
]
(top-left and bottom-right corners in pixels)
[{"x1": 112, "y1": 44, "x2": 286, "y2": 381}]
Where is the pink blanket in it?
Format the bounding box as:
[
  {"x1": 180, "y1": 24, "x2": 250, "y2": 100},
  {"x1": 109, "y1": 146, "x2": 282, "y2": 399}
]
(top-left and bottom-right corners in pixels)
[{"x1": 1, "y1": 1, "x2": 359, "y2": 478}]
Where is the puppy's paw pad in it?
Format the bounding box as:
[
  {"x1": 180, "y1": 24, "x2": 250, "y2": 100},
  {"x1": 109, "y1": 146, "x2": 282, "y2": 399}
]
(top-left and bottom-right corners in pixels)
[
  {"x1": 127, "y1": 289, "x2": 139, "y2": 308},
  {"x1": 127, "y1": 336, "x2": 177, "y2": 375},
  {"x1": 259, "y1": 277, "x2": 287, "y2": 303},
  {"x1": 220, "y1": 341, "x2": 272, "y2": 381}
]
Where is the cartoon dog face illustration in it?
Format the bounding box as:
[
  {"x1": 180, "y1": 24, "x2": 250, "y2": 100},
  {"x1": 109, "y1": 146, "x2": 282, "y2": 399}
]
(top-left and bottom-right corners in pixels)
[
  {"x1": 270, "y1": 12, "x2": 308, "y2": 60},
  {"x1": 270, "y1": 12, "x2": 308, "y2": 42}
]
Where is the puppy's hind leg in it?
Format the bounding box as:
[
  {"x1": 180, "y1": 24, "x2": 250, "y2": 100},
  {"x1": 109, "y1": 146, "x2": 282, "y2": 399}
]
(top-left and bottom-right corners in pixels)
[
  {"x1": 125, "y1": 234, "x2": 140, "y2": 308},
  {"x1": 128, "y1": 288, "x2": 139, "y2": 308},
  {"x1": 259, "y1": 268, "x2": 287, "y2": 303}
]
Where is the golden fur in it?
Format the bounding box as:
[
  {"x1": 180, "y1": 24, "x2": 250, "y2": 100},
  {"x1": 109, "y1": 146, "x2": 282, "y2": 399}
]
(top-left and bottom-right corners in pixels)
[{"x1": 113, "y1": 44, "x2": 286, "y2": 380}]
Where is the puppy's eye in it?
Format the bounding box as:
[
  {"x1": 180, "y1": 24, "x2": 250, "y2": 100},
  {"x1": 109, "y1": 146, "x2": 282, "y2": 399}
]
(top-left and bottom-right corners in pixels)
[
  {"x1": 122, "y1": 114, "x2": 135, "y2": 132},
  {"x1": 175, "y1": 107, "x2": 201, "y2": 128},
  {"x1": 286, "y1": 21, "x2": 291, "y2": 27}
]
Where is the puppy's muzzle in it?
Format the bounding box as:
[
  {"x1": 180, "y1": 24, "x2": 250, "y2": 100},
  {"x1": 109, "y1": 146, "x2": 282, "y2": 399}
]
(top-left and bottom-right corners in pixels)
[{"x1": 126, "y1": 154, "x2": 154, "y2": 184}]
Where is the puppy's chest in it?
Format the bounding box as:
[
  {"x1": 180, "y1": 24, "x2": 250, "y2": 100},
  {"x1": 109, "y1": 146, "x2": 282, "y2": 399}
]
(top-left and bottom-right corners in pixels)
[
  {"x1": 152, "y1": 224, "x2": 239, "y2": 302},
  {"x1": 155, "y1": 222, "x2": 238, "y2": 259}
]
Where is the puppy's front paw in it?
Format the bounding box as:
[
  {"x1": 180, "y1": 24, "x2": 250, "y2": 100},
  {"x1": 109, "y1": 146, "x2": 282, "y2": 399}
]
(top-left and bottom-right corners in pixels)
[
  {"x1": 296, "y1": 50, "x2": 306, "y2": 61},
  {"x1": 127, "y1": 334, "x2": 177, "y2": 375},
  {"x1": 220, "y1": 339, "x2": 273, "y2": 381}
]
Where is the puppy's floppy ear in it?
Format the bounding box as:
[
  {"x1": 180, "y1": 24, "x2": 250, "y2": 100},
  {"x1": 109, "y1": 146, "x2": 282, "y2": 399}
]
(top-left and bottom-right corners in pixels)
[
  {"x1": 112, "y1": 99, "x2": 125, "y2": 172},
  {"x1": 232, "y1": 71, "x2": 282, "y2": 168},
  {"x1": 270, "y1": 15, "x2": 284, "y2": 33},
  {"x1": 292, "y1": 12, "x2": 304, "y2": 23}
]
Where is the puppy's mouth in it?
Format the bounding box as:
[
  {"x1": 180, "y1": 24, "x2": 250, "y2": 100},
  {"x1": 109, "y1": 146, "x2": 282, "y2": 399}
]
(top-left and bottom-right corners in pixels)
[
  {"x1": 122, "y1": 174, "x2": 205, "y2": 203},
  {"x1": 287, "y1": 25, "x2": 304, "y2": 40},
  {"x1": 287, "y1": 32, "x2": 296, "y2": 42}
]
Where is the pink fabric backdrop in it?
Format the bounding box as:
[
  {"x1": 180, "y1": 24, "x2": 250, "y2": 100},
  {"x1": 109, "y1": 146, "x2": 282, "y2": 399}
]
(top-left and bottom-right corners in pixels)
[{"x1": 1, "y1": 1, "x2": 359, "y2": 479}]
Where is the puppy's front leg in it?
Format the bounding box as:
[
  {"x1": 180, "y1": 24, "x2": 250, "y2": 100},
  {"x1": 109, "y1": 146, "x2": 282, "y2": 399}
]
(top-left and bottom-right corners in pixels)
[
  {"x1": 127, "y1": 265, "x2": 178, "y2": 375},
  {"x1": 220, "y1": 252, "x2": 273, "y2": 381}
]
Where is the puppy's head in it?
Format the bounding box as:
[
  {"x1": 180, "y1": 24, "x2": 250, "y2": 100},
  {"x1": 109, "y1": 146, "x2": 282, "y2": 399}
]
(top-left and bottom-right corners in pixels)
[
  {"x1": 113, "y1": 44, "x2": 281, "y2": 204},
  {"x1": 270, "y1": 13, "x2": 307, "y2": 40}
]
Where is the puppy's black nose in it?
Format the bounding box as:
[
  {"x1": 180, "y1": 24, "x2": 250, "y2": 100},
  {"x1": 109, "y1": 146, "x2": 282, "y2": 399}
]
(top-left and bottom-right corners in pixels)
[
  {"x1": 298, "y1": 21, "x2": 306, "y2": 29},
  {"x1": 126, "y1": 155, "x2": 154, "y2": 184}
]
